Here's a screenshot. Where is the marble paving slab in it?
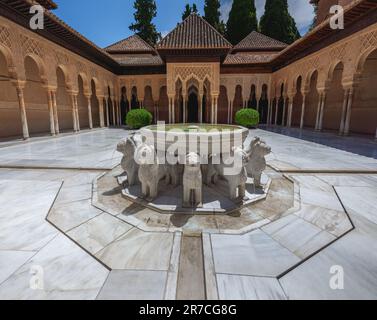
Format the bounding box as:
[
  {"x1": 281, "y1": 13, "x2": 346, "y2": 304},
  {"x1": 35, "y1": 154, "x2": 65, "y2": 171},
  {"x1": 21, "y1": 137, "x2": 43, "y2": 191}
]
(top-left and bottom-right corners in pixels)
[
  {"x1": 0, "y1": 250, "x2": 36, "y2": 284},
  {"x1": 95, "y1": 228, "x2": 174, "y2": 270},
  {"x1": 0, "y1": 234, "x2": 109, "y2": 300},
  {"x1": 67, "y1": 213, "x2": 133, "y2": 255},
  {"x1": 217, "y1": 274, "x2": 287, "y2": 300},
  {"x1": 335, "y1": 186, "x2": 377, "y2": 226},
  {"x1": 211, "y1": 229, "x2": 301, "y2": 277},
  {"x1": 97, "y1": 270, "x2": 167, "y2": 300},
  {"x1": 47, "y1": 199, "x2": 103, "y2": 232}
]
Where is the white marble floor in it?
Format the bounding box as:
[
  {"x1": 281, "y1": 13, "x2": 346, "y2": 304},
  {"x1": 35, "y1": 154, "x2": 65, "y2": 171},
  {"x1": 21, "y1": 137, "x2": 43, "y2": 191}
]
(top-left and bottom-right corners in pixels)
[{"x1": 0, "y1": 129, "x2": 377, "y2": 300}]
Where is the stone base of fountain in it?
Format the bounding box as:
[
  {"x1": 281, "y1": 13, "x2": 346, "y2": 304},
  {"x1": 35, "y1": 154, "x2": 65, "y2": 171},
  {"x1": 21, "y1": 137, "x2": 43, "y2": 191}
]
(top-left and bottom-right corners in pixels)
[{"x1": 118, "y1": 173, "x2": 271, "y2": 215}]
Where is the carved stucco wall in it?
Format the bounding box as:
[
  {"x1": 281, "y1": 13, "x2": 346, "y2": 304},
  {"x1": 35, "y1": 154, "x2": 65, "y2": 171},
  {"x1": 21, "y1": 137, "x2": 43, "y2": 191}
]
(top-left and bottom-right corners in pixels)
[
  {"x1": 271, "y1": 23, "x2": 377, "y2": 98},
  {"x1": 0, "y1": 16, "x2": 117, "y2": 98}
]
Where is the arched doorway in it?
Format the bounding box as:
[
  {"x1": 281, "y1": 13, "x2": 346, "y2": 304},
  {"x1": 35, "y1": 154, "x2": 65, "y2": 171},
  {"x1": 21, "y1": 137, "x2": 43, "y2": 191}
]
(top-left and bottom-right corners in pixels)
[
  {"x1": 218, "y1": 86, "x2": 228, "y2": 124},
  {"x1": 56, "y1": 66, "x2": 73, "y2": 132},
  {"x1": 131, "y1": 87, "x2": 139, "y2": 109},
  {"x1": 304, "y1": 71, "x2": 319, "y2": 129},
  {"x1": 323, "y1": 62, "x2": 344, "y2": 131},
  {"x1": 144, "y1": 86, "x2": 154, "y2": 117},
  {"x1": 24, "y1": 56, "x2": 50, "y2": 135},
  {"x1": 232, "y1": 85, "x2": 243, "y2": 123},
  {"x1": 277, "y1": 83, "x2": 285, "y2": 125},
  {"x1": 158, "y1": 86, "x2": 169, "y2": 123},
  {"x1": 77, "y1": 75, "x2": 89, "y2": 129},
  {"x1": 0, "y1": 48, "x2": 21, "y2": 140},
  {"x1": 292, "y1": 76, "x2": 303, "y2": 127},
  {"x1": 90, "y1": 79, "x2": 100, "y2": 127},
  {"x1": 120, "y1": 86, "x2": 128, "y2": 125},
  {"x1": 187, "y1": 90, "x2": 199, "y2": 123},
  {"x1": 248, "y1": 85, "x2": 257, "y2": 109},
  {"x1": 352, "y1": 49, "x2": 377, "y2": 136},
  {"x1": 259, "y1": 84, "x2": 269, "y2": 124}
]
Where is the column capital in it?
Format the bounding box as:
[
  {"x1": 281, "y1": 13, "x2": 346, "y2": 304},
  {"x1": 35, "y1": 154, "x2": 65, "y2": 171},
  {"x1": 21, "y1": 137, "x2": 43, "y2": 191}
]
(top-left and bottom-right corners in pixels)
[
  {"x1": 67, "y1": 90, "x2": 79, "y2": 97},
  {"x1": 11, "y1": 80, "x2": 26, "y2": 90}
]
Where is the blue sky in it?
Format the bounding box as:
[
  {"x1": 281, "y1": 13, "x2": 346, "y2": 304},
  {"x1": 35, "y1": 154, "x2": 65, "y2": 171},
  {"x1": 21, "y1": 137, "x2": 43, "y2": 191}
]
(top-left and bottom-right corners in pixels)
[{"x1": 54, "y1": 0, "x2": 314, "y2": 48}]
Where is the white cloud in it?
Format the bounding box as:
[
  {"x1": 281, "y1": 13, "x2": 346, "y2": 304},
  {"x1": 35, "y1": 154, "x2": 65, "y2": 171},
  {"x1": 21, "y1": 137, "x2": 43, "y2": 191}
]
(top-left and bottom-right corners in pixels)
[{"x1": 220, "y1": 0, "x2": 315, "y2": 35}]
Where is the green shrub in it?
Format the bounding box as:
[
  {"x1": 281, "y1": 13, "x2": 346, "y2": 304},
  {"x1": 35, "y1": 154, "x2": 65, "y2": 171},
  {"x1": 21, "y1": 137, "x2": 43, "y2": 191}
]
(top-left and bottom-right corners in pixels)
[
  {"x1": 126, "y1": 109, "x2": 153, "y2": 129},
  {"x1": 235, "y1": 108, "x2": 260, "y2": 128}
]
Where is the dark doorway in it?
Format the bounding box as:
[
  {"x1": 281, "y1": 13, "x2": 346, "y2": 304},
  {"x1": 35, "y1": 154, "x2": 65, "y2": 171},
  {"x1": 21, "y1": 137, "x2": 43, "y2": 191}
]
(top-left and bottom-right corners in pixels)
[{"x1": 188, "y1": 92, "x2": 199, "y2": 123}]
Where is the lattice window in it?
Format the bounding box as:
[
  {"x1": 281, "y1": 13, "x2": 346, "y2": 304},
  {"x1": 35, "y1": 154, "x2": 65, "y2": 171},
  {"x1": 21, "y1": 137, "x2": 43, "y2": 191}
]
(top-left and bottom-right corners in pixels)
[
  {"x1": 0, "y1": 26, "x2": 12, "y2": 49},
  {"x1": 20, "y1": 35, "x2": 44, "y2": 58},
  {"x1": 360, "y1": 30, "x2": 377, "y2": 52}
]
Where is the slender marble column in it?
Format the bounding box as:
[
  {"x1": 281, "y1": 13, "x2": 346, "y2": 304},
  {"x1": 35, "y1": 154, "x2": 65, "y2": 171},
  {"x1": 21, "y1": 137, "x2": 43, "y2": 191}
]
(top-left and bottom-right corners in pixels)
[
  {"x1": 74, "y1": 95, "x2": 80, "y2": 132},
  {"x1": 46, "y1": 90, "x2": 56, "y2": 135},
  {"x1": 112, "y1": 98, "x2": 116, "y2": 126},
  {"x1": 51, "y1": 91, "x2": 59, "y2": 134},
  {"x1": 274, "y1": 99, "x2": 279, "y2": 125},
  {"x1": 343, "y1": 88, "x2": 354, "y2": 136},
  {"x1": 99, "y1": 98, "x2": 105, "y2": 128},
  {"x1": 70, "y1": 94, "x2": 78, "y2": 132},
  {"x1": 199, "y1": 95, "x2": 203, "y2": 124},
  {"x1": 287, "y1": 98, "x2": 293, "y2": 128},
  {"x1": 315, "y1": 93, "x2": 323, "y2": 130},
  {"x1": 300, "y1": 94, "x2": 306, "y2": 129},
  {"x1": 86, "y1": 95, "x2": 93, "y2": 129},
  {"x1": 15, "y1": 86, "x2": 29, "y2": 140},
  {"x1": 282, "y1": 98, "x2": 287, "y2": 126},
  {"x1": 339, "y1": 89, "x2": 349, "y2": 135},
  {"x1": 317, "y1": 91, "x2": 326, "y2": 131},
  {"x1": 105, "y1": 98, "x2": 110, "y2": 127}
]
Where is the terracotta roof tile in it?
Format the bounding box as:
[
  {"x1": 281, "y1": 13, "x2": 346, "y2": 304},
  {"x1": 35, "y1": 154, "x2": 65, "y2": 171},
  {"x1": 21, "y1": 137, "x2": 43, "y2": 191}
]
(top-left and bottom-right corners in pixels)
[
  {"x1": 110, "y1": 54, "x2": 164, "y2": 66},
  {"x1": 224, "y1": 52, "x2": 278, "y2": 65},
  {"x1": 36, "y1": 0, "x2": 57, "y2": 10},
  {"x1": 234, "y1": 31, "x2": 287, "y2": 51},
  {"x1": 157, "y1": 13, "x2": 232, "y2": 49},
  {"x1": 105, "y1": 35, "x2": 155, "y2": 53}
]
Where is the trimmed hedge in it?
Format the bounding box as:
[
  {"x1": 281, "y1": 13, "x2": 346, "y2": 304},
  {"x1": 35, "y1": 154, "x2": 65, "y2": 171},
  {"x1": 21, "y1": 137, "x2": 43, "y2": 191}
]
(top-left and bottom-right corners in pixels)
[
  {"x1": 235, "y1": 108, "x2": 260, "y2": 128},
  {"x1": 126, "y1": 109, "x2": 153, "y2": 129}
]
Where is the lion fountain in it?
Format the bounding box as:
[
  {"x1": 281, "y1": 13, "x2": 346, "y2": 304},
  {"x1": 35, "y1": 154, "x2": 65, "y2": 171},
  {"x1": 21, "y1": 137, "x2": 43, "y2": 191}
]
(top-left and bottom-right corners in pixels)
[{"x1": 116, "y1": 124, "x2": 271, "y2": 213}]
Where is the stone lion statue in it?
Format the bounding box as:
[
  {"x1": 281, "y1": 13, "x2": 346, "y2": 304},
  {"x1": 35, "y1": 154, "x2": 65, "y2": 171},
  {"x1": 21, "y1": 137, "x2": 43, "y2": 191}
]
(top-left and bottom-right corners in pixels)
[
  {"x1": 116, "y1": 134, "x2": 140, "y2": 186},
  {"x1": 206, "y1": 147, "x2": 248, "y2": 200},
  {"x1": 134, "y1": 143, "x2": 168, "y2": 200},
  {"x1": 182, "y1": 152, "x2": 203, "y2": 208},
  {"x1": 245, "y1": 137, "x2": 271, "y2": 188}
]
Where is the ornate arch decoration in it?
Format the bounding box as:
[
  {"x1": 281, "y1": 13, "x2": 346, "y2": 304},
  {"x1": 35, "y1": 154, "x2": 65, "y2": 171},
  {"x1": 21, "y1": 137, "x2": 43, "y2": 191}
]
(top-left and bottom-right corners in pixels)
[
  {"x1": 304, "y1": 69, "x2": 319, "y2": 91},
  {"x1": 91, "y1": 77, "x2": 102, "y2": 97},
  {"x1": 355, "y1": 46, "x2": 377, "y2": 75},
  {"x1": 56, "y1": 64, "x2": 73, "y2": 91},
  {"x1": 326, "y1": 60, "x2": 344, "y2": 83},
  {"x1": 0, "y1": 43, "x2": 18, "y2": 79},
  {"x1": 77, "y1": 72, "x2": 90, "y2": 96},
  {"x1": 24, "y1": 53, "x2": 49, "y2": 86}
]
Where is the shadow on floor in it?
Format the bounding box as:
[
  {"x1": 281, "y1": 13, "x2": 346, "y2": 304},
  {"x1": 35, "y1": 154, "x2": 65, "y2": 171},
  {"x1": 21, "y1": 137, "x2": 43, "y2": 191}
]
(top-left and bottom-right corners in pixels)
[{"x1": 260, "y1": 125, "x2": 377, "y2": 159}]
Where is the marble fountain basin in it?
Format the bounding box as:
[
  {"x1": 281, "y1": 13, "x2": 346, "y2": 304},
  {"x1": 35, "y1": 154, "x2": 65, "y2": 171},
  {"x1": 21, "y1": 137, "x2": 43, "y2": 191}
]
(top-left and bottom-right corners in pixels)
[{"x1": 140, "y1": 124, "x2": 249, "y2": 158}]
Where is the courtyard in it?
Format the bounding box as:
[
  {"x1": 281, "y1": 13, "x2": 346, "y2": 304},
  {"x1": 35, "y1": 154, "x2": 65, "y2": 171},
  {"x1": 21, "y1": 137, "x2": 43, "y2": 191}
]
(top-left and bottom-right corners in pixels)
[{"x1": 0, "y1": 127, "x2": 376, "y2": 300}]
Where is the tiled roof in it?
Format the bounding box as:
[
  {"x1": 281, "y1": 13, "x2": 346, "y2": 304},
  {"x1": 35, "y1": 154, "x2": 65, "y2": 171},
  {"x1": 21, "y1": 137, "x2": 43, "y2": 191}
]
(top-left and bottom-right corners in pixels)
[
  {"x1": 105, "y1": 35, "x2": 156, "y2": 53},
  {"x1": 234, "y1": 31, "x2": 288, "y2": 51},
  {"x1": 111, "y1": 54, "x2": 164, "y2": 66},
  {"x1": 36, "y1": 0, "x2": 57, "y2": 10},
  {"x1": 157, "y1": 13, "x2": 232, "y2": 49},
  {"x1": 224, "y1": 52, "x2": 278, "y2": 65}
]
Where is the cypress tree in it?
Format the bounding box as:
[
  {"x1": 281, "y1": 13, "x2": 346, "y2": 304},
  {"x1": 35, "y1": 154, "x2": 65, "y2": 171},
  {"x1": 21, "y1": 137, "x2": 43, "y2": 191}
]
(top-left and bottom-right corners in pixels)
[
  {"x1": 129, "y1": 0, "x2": 161, "y2": 45},
  {"x1": 227, "y1": 0, "x2": 258, "y2": 45},
  {"x1": 260, "y1": 0, "x2": 300, "y2": 44},
  {"x1": 182, "y1": 3, "x2": 198, "y2": 21},
  {"x1": 204, "y1": 0, "x2": 225, "y2": 34}
]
